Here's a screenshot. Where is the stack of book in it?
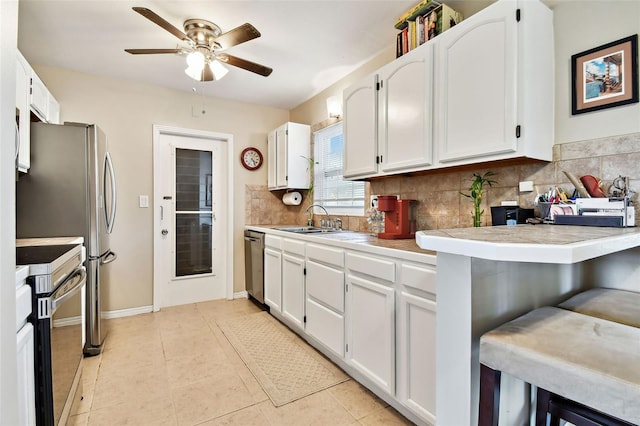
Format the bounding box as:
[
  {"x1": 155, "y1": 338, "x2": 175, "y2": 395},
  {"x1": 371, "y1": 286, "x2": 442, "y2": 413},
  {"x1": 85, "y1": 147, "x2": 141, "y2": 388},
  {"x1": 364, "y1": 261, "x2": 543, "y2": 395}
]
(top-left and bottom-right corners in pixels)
[{"x1": 395, "y1": 0, "x2": 463, "y2": 58}]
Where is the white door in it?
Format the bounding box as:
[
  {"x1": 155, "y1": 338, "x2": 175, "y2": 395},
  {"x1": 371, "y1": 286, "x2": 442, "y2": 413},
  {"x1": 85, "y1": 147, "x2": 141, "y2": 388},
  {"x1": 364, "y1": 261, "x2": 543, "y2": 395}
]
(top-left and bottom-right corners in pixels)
[
  {"x1": 343, "y1": 73, "x2": 378, "y2": 179},
  {"x1": 153, "y1": 125, "x2": 233, "y2": 309},
  {"x1": 281, "y1": 252, "x2": 305, "y2": 330}
]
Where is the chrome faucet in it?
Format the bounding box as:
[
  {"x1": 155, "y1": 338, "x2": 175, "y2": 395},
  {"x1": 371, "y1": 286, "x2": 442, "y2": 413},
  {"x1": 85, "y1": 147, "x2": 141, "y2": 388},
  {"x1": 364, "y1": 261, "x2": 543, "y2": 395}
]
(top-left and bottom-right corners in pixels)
[{"x1": 305, "y1": 204, "x2": 330, "y2": 229}]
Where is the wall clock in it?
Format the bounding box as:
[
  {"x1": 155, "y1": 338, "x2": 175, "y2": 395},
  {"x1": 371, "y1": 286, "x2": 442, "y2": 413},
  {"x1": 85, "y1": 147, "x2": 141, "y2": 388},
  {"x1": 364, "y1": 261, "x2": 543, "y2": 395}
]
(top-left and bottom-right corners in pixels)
[{"x1": 240, "y1": 147, "x2": 263, "y2": 170}]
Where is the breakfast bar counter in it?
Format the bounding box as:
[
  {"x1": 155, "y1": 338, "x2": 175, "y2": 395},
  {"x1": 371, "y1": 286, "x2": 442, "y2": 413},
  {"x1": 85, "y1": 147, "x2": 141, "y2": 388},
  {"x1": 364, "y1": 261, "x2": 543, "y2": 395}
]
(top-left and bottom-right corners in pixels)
[{"x1": 415, "y1": 225, "x2": 640, "y2": 425}]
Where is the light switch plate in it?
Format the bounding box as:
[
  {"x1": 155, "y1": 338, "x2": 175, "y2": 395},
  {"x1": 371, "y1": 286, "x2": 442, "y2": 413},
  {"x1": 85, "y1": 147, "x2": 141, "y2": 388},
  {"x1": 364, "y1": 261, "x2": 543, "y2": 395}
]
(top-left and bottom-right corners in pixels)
[
  {"x1": 139, "y1": 195, "x2": 149, "y2": 208},
  {"x1": 519, "y1": 181, "x2": 534, "y2": 192}
]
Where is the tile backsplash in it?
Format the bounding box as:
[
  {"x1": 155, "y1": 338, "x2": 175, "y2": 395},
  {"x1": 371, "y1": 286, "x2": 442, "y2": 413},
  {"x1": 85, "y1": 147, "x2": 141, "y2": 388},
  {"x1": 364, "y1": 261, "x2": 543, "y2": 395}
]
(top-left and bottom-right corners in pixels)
[{"x1": 246, "y1": 132, "x2": 640, "y2": 230}]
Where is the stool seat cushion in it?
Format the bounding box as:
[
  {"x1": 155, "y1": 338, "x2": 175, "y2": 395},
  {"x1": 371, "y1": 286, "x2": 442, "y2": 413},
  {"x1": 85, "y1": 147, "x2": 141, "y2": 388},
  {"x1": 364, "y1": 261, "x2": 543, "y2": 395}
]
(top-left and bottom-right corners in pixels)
[
  {"x1": 480, "y1": 307, "x2": 640, "y2": 424},
  {"x1": 559, "y1": 288, "x2": 640, "y2": 328}
]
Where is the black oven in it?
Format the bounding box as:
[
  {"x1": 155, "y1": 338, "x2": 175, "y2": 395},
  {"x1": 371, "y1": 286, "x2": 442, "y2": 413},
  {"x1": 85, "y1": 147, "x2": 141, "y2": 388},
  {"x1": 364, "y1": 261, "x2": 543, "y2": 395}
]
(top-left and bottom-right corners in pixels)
[{"x1": 17, "y1": 244, "x2": 85, "y2": 426}]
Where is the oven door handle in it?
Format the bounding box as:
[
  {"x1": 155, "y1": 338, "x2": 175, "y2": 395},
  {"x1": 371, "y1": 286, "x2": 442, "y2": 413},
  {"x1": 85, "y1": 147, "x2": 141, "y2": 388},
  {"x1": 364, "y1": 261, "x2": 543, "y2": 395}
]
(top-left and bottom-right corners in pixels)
[{"x1": 51, "y1": 267, "x2": 87, "y2": 312}]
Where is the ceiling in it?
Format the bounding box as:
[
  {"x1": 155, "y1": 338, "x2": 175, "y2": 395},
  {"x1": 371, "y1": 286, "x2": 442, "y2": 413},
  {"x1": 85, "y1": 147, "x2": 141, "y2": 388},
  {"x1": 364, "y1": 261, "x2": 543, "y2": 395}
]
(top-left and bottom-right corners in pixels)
[{"x1": 17, "y1": 0, "x2": 434, "y2": 111}]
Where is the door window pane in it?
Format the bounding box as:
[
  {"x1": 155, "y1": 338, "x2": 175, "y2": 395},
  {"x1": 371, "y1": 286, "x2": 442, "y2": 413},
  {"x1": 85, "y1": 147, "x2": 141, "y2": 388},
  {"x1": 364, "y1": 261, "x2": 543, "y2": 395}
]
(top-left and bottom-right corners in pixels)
[
  {"x1": 175, "y1": 213, "x2": 213, "y2": 276},
  {"x1": 175, "y1": 148, "x2": 213, "y2": 277}
]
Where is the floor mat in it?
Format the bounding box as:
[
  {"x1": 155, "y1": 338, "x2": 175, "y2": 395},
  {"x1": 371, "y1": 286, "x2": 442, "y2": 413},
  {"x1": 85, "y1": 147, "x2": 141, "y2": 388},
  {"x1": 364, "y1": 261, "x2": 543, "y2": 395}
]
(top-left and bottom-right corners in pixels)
[{"x1": 218, "y1": 311, "x2": 349, "y2": 407}]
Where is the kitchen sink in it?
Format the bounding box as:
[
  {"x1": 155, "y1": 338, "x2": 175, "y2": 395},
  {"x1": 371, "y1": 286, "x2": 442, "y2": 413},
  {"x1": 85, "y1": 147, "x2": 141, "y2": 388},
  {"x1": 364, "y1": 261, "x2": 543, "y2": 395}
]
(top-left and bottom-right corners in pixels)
[{"x1": 275, "y1": 226, "x2": 340, "y2": 234}]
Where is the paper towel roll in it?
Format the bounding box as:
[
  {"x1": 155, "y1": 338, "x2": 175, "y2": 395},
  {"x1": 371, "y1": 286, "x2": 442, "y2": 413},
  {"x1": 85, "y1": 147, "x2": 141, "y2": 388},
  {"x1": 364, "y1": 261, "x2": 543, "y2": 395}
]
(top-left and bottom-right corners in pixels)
[{"x1": 282, "y1": 192, "x2": 302, "y2": 206}]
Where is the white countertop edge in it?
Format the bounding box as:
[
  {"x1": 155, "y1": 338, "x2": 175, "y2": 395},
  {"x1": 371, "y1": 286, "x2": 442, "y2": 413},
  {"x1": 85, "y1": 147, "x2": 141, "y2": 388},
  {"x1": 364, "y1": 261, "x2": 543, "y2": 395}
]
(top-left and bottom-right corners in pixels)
[
  {"x1": 247, "y1": 226, "x2": 436, "y2": 265},
  {"x1": 415, "y1": 231, "x2": 640, "y2": 264}
]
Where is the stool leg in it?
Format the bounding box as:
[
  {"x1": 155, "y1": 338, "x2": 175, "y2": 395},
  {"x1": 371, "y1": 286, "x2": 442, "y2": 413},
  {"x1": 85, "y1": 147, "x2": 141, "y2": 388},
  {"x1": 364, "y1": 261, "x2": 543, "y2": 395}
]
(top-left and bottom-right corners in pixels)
[
  {"x1": 479, "y1": 364, "x2": 501, "y2": 426},
  {"x1": 536, "y1": 388, "x2": 561, "y2": 426}
]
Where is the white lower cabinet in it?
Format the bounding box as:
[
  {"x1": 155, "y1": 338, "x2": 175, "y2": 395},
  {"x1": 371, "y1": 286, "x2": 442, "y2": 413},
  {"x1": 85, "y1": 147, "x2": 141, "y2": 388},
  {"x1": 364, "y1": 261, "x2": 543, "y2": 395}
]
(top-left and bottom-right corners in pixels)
[
  {"x1": 281, "y1": 239, "x2": 306, "y2": 330},
  {"x1": 345, "y1": 250, "x2": 396, "y2": 395},
  {"x1": 264, "y1": 235, "x2": 283, "y2": 312},
  {"x1": 252, "y1": 228, "x2": 438, "y2": 425},
  {"x1": 397, "y1": 291, "x2": 437, "y2": 424},
  {"x1": 16, "y1": 324, "x2": 36, "y2": 426}
]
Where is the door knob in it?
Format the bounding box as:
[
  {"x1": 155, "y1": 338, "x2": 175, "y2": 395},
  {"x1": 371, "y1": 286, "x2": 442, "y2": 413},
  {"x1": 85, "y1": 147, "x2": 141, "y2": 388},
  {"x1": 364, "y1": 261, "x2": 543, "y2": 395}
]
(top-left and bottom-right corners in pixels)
[{"x1": 161, "y1": 229, "x2": 168, "y2": 235}]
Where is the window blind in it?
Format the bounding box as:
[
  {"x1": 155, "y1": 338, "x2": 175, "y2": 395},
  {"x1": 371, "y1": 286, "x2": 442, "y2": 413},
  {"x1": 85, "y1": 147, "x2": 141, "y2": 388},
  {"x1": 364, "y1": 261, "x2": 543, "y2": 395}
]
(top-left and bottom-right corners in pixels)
[{"x1": 313, "y1": 122, "x2": 365, "y2": 215}]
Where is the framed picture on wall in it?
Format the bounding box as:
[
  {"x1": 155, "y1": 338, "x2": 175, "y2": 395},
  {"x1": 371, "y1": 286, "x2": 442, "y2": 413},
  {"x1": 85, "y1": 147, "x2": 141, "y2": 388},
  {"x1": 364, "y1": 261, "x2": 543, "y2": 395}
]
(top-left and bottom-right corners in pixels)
[{"x1": 571, "y1": 34, "x2": 638, "y2": 115}]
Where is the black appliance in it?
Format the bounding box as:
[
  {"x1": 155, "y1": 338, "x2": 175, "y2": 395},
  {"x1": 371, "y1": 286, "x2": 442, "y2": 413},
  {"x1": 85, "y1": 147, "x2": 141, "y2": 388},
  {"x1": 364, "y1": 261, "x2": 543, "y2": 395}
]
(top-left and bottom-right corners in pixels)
[
  {"x1": 490, "y1": 206, "x2": 534, "y2": 226},
  {"x1": 17, "y1": 244, "x2": 85, "y2": 426}
]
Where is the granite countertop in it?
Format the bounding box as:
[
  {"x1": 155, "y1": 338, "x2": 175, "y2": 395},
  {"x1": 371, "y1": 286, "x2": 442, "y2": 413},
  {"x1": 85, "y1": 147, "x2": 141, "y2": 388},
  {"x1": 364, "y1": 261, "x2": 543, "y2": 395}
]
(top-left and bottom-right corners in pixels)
[
  {"x1": 416, "y1": 224, "x2": 640, "y2": 264},
  {"x1": 246, "y1": 225, "x2": 435, "y2": 260}
]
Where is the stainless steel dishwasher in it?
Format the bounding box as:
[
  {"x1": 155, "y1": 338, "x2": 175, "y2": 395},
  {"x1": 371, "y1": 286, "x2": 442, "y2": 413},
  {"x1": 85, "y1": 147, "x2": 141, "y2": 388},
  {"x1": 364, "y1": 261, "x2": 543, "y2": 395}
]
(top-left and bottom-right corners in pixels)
[{"x1": 244, "y1": 229, "x2": 265, "y2": 304}]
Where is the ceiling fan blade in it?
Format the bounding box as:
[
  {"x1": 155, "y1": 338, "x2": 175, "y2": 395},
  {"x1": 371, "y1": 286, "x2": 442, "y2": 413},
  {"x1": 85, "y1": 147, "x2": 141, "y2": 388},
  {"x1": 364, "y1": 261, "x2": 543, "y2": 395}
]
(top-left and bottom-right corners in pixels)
[
  {"x1": 221, "y1": 54, "x2": 272, "y2": 77},
  {"x1": 132, "y1": 7, "x2": 188, "y2": 42},
  {"x1": 125, "y1": 48, "x2": 181, "y2": 55},
  {"x1": 214, "y1": 23, "x2": 260, "y2": 49}
]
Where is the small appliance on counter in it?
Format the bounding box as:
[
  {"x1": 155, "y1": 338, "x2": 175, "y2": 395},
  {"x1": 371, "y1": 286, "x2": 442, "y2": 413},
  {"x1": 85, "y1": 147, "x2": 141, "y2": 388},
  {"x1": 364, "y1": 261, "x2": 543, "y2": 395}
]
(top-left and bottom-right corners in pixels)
[
  {"x1": 377, "y1": 195, "x2": 417, "y2": 239},
  {"x1": 490, "y1": 206, "x2": 534, "y2": 226}
]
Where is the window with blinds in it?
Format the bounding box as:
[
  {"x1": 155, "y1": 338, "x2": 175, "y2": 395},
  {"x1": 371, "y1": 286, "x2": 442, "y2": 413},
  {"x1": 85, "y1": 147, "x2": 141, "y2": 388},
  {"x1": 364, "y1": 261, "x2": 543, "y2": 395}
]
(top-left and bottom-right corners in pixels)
[{"x1": 313, "y1": 122, "x2": 365, "y2": 215}]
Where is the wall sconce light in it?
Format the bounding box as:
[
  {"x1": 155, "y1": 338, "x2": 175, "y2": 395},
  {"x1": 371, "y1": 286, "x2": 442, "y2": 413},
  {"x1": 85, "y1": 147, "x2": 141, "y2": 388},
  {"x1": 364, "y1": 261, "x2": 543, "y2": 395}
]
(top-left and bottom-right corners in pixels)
[{"x1": 326, "y1": 95, "x2": 343, "y2": 119}]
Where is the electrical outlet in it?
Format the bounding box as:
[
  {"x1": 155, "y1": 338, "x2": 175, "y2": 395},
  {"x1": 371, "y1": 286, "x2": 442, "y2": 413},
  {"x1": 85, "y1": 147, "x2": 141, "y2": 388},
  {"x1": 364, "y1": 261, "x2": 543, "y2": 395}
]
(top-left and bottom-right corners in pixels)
[
  {"x1": 370, "y1": 195, "x2": 379, "y2": 209},
  {"x1": 519, "y1": 181, "x2": 534, "y2": 192}
]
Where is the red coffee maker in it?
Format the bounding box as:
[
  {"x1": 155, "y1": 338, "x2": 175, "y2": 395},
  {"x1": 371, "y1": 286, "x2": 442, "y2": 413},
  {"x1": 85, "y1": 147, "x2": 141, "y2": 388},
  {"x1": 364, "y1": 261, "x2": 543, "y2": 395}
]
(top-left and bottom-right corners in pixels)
[{"x1": 377, "y1": 195, "x2": 417, "y2": 239}]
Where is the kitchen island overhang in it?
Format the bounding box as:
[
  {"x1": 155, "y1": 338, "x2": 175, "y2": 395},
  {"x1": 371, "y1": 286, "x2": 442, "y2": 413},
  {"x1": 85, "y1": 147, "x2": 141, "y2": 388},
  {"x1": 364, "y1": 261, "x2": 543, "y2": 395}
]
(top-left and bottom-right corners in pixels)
[{"x1": 416, "y1": 225, "x2": 640, "y2": 426}]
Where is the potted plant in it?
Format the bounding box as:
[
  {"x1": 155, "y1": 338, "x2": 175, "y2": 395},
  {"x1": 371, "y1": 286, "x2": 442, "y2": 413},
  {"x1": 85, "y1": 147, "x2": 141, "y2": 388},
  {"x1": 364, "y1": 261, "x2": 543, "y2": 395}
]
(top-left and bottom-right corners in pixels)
[{"x1": 460, "y1": 171, "x2": 497, "y2": 227}]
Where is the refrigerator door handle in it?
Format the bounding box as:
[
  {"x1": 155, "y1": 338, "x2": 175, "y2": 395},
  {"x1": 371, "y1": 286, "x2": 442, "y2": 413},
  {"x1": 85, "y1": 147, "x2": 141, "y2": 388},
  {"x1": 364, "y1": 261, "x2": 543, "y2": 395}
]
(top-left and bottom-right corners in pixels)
[
  {"x1": 100, "y1": 250, "x2": 118, "y2": 265},
  {"x1": 104, "y1": 151, "x2": 117, "y2": 234}
]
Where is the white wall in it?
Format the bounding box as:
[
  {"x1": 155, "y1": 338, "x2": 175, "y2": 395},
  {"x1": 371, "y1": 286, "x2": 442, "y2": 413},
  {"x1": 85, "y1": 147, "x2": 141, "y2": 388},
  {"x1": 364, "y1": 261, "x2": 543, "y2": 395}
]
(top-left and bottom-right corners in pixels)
[
  {"x1": 553, "y1": 0, "x2": 640, "y2": 143},
  {"x1": 0, "y1": 1, "x2": 19, "y2": 423},
  {"x1": 35, "y1": 66, "x2": 289, "y2": 309}
]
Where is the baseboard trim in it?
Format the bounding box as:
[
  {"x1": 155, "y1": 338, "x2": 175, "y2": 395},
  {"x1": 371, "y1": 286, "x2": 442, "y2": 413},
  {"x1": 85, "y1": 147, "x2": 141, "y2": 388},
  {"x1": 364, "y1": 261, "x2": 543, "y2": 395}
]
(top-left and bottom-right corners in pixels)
[
  {"x1": 101, "y1": 305, "x2": 153, "y2": 319},
  {"x1": 53, "y1": 315, "x2": 82, "y2": 327},
  {"x1": 234, "y1": 291, "x2": 248, "y2": 299}
]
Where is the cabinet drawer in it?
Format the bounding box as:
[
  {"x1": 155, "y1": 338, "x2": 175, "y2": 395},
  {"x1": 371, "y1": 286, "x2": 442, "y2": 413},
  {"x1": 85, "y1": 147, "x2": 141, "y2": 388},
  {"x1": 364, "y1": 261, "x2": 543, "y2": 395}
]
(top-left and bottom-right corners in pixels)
[
  {"x1": 265, "y1": 234, "x2": 282, "y2": 249},
  {"x1": 400, "y1": 263, "x2": 436, "y2": 295},
  {"x1": 306, "y1": 298, "x2": 344, "y2": 357},
  {"x1": 283, "y1": 238, "x2": 305, "y2": 255},
  {"x1": 307, "y1": 243, "x2": 344, "y2": 268},
  {"x1": 346, "y1": 252, "x2": 395, "y2": 283},
  {"x1": 307, "y1": 260, "x2": 344, "y2": 313}
]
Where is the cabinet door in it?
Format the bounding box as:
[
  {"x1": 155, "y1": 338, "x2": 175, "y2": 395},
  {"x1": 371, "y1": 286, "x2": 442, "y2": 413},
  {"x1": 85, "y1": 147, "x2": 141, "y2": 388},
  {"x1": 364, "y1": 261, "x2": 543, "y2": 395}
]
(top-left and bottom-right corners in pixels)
[
  {"x1": 29, "y1": 72, "x2": 48, "y2": 121},
  {"x1": 16, "y1": 324, "x2": 36, "y2": 426},
  {"x1": 343, "y1": 73, "x2": 378, "y2": 179},
  {"x1": 275, "y1": 124, "x2": 288, "y2": 188},
  {"x1": 436, "y1": 0, "x2": 517, "y2": 163},
  {"x1": 346, "y1": 274, "x2": 395, "y2": 394},
  {"x1": 264, "y1": 247, "x2": 282, "y2": 312},
  {"x1": 397, "y1": 291, "x2": 437, "y2": 424},
  {"x1": 379, "y1": 45, "x2": 433, "y2": 173},
  {"x1": 283, "y1": 122, "x2": 310, "y2": 190},
  {"x1": 15, "y1": 55, "x2": 30, "y2": 172},
  {"x1": 281, "y1": 253, "x2": 305, "y2": 329},
  {"x1": 267, "y1": 130, "x2": 277, "y2": 189},
  {"x1": 306, "y1": 260, "x2": 345, "y2": 356},
  {"x1": 47, "y1": 95, "x2": 60, "y2": 124}
]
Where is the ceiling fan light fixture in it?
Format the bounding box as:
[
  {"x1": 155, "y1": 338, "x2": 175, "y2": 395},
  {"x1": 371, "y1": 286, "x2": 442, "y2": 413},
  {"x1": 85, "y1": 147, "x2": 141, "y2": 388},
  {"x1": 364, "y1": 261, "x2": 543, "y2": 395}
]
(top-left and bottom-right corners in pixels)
[{"x1": 210, "y1": 60, "x2": 229, "y2": 80}]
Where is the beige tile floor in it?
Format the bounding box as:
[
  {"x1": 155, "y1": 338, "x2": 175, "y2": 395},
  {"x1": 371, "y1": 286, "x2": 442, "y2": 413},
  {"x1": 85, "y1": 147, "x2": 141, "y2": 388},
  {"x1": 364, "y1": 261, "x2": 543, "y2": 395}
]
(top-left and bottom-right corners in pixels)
[{"x1": 68, "y1": 299, "x2": 414, "y2": 426}]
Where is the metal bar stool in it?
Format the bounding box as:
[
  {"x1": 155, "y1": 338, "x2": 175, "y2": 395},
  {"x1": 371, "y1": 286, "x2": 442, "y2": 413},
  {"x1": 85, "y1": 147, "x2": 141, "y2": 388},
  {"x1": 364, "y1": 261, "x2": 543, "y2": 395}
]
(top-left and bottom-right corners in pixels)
[{"x1": 478, "y1": 306, "x2": 640, "y2": 426}]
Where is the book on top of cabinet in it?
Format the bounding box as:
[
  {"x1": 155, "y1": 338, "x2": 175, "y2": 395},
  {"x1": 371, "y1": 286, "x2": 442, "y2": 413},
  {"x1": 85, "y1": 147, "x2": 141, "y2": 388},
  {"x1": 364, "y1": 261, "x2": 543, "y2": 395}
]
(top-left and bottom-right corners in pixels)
[
  {"x1": 395, "y1": 0, "x2": 442, "y2": 30},
  {"x1": 395, "y1": 3, "x2": 463, "y2": 58}
]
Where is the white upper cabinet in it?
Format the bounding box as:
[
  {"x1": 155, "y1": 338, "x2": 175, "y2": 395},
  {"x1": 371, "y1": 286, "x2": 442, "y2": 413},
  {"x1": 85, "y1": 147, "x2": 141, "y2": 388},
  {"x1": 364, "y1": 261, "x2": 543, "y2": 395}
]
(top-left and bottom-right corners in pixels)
[
  {"x1": 267, "y1": 122, "x2": 311, "y2": 190},
  {"x1": 16, "y1": 52, "x2": 30, "y2": 172},
  {"x1": 15, "y1": 50, "x2": 62, "y2": 172},
  {"x1": 343, "y1": 45, "x2": 433, "y2": 179},
  {"x1": 378, "y1": 44, "x2": 434, "y2": 174},
  {"x1": 342, "y1": 0, "x2": 553, "y2": 177},
  {"x1": 29, "y1": 72, "x2": 49, "y2": 122},
  {"x1": 434, "y1": 0, "x2": 553, "y2": 165},
  {"x1": 343, "y1": 73, "x2": 378, "y2": 179}
]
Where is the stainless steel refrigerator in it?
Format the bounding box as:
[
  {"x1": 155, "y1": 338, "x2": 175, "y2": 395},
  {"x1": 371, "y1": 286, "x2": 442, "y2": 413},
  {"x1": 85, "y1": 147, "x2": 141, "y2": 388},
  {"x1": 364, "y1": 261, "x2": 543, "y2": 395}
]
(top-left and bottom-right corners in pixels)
[{"x1": 16, "y1": 122, "x2": 117, "y2": 356}]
